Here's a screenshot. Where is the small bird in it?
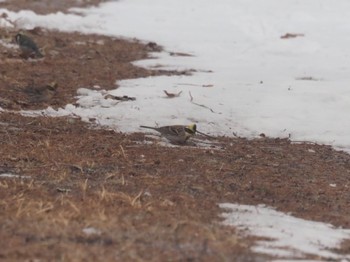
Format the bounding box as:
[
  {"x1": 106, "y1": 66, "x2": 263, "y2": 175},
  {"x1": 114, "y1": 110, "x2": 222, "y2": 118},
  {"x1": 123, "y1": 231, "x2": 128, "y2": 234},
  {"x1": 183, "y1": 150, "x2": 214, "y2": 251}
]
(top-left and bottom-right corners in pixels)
[
  {"x1": 15, "y1": 32, "x2": 43, "y2": 58},
  {"x1": 23, "y1": 81, "x2": 58, "y2": 103},
  {"x1": 140, "y1": 124, "x2": 197, "y2": 144}
]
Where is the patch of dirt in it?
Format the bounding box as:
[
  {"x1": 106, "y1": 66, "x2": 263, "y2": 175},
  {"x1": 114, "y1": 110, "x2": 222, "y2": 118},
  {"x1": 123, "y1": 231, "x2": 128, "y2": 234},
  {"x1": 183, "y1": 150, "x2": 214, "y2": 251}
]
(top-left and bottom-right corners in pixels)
[
  {"x1": 1, "y1": 112, "x2": 350, "y2": 260},
  {"x1": 0, "y1": 26, "x2": 188, "y2": 110},
  {"x1": 0, "y1": 1, "x2": 350, "y2": 261},
  {"x1": 0, "y1": 0, "x2": 109, "y2": 15},
  {"x1": 0, "y1": 112, "x2": 263, "y2": 261}
]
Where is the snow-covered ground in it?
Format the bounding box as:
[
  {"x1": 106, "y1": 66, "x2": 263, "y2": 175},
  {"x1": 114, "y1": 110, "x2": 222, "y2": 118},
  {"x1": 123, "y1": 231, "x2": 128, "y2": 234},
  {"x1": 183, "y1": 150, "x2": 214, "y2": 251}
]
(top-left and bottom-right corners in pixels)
[
  {"x1": 220, "y1": 203, "x2": 350, "y2": 260},
  {"x1": 1, "y1": 0, "x2": 350, "y2": 259},
  {"x1": 2, "y1": 0, "x2": 350, "y2": 151}
]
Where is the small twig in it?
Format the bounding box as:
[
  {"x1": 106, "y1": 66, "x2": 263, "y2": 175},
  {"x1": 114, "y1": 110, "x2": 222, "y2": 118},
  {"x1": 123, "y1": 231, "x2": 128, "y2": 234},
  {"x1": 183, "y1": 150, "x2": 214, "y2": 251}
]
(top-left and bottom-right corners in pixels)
[
  {"x1": 189, "y1": 91, "x2": 194, "y2": 102},
  {"x1": 56, "y1": 187, "x2": 71, "y2": 193},
  {"x1": 119, "y1": 145, "x2": 127, "y2": 160},
  {"x1": 131, "y1": 190, "x2": 143, "y2": 207},
  {"x1": 81, "y1": 179, "x2": 88, "y2": 200},
  {"x1": 66, "y1": 199, "x2": 80, "y2": 214},
  {"x1": 121, "y1": 174, "x2": 126, "y2": 186},
  {"x1": 189, "y1": 91, "x2": 216, "y2": 113},
  {"x1": 177, "y1": 83, "x2": 201, "y2": 87},
  {"x1": 36, "y1": 203, "x2": 54, "y2": 214},
  {"x1": 218, "y1": 163, "x2": 224, "y2": 173},
  {"x1": 164, "y1": 90, "x2": 182, "y2": 98}
]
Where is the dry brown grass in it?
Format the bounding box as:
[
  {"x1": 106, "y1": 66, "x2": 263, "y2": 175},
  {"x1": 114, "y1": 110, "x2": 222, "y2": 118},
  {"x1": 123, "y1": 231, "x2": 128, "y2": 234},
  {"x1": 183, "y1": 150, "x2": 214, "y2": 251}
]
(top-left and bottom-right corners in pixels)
[{"x1": 1, "y1": 112, "x2": 350, "y2": 260}]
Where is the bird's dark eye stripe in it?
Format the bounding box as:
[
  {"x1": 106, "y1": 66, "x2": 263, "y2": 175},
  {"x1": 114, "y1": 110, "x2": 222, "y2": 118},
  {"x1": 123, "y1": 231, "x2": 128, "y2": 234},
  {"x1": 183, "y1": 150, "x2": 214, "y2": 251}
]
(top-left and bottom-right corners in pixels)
[{"x1": 185, "y1": 128, "x2": 195, "y2": 134}]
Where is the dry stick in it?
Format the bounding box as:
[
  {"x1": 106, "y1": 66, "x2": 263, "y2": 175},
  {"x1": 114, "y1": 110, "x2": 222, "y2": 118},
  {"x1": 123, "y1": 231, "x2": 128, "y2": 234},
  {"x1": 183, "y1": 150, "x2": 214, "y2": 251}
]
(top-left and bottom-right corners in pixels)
[
  {"x1": 36, "y1": 203, "x2": 54, "y2": 214},
  {"x1": 119, "y1": 145, "x2": 127, "y2": 160},
  {"x1": 189, "y1": 91, "x2": 217, "y2": 138},
  {"x1": 131, "y1": 190, "x2": 143, "y2": 207},
  {"x1": 189, "y1": 91, "x2": 216, "y2": 113},
  {"x1": 66, "y1": 199, "x2": 80, "y2": 214},
  {"x1": 164, "y1": 90, "x2": 182, "y2": 98},
  {"x1": 178, "y1": 83, "x2": 202, "y2": 86},
  {"x1": 218, "y1": 163, "x2": 225, "y2": 173},
  {"x1": 121, "y1": 174, "x2": 126, "y2": 186}
]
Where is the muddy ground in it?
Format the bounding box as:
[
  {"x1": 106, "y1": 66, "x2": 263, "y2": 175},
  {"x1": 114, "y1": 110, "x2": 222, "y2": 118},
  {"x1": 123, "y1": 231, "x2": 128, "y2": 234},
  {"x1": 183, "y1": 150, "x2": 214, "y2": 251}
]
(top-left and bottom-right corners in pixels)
[{"x1": 0, "y1": 1, "x2": 350, "y2": 261}]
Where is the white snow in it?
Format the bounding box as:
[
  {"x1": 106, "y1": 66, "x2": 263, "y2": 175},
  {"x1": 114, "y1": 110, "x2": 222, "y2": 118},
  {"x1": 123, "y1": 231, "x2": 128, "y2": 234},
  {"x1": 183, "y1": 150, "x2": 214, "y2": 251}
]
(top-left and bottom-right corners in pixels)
[
  {"x1": 1, "y1": 0, "x2": 350, "y2": 150},
  {"x1": 0, "y1": 173, "x2": 31, "y2": 179},
  {"x1": 220, "y1": 203, "x2": 350, "y2": 260},
  {"x1": 82, "y1": 227, "x2": 102, "y2": 236}
]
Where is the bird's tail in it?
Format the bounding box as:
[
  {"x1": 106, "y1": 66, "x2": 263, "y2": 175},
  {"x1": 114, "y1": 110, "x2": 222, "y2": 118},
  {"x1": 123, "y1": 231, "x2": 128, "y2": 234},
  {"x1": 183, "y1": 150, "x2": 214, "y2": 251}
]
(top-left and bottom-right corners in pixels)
[{"x1": 140, "y1": 125, "x2": 157, "y2": 131}]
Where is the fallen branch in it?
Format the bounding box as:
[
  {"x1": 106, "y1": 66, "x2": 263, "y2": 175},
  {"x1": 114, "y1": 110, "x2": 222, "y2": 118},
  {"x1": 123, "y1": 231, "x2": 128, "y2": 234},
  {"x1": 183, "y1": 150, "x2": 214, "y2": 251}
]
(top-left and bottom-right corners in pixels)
[
  {"x1": 163, "y1": 90, "x2": 182, "y2": 98},
  {"x1": 189, "y1": 91, "x2": 216, "y2": 113}
]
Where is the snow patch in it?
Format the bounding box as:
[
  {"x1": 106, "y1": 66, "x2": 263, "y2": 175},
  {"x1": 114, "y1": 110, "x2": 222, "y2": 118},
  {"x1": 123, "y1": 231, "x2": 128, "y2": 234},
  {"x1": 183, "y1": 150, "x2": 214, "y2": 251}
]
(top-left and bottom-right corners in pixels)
[
  {"x1": 82, "y1": 227, "x2": 102, "y2": 236},
  {"x1": 220, "y1": 203, "x2": 350, "y2": 260},
  {"x1": 2, "y1": 0, "x2": 350, "y2": 151},
  {"x1": 0, "y1": 173, "x2": 31, "y2": 179}
]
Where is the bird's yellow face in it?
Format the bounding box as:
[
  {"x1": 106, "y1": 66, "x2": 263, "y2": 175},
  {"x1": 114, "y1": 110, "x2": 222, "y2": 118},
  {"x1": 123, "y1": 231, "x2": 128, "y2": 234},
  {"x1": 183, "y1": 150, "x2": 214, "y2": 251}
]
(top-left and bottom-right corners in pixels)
[{"x1": 185, "y1": 124, "x2": 197, "y2": 135}]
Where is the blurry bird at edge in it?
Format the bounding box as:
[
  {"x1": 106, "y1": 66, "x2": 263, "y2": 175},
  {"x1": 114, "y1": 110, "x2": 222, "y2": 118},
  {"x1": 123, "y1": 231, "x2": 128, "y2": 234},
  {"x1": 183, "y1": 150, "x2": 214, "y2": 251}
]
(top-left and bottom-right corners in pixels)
[{"x1": 15, "y1": 32, "x2": 43, "y2": 58}]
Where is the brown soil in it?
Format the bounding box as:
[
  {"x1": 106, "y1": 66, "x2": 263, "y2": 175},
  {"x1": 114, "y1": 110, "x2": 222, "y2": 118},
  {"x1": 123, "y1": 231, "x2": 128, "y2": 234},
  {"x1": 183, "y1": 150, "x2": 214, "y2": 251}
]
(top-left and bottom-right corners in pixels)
[
  {"x1": 0, "y1": 27, "x2": 187, "y2": 111},
  {"x1": 0, "y1": 0, "x2": 110, "y2": 15},
  {"x1": 0, "y1": 1, "x2": 350, "y2": 261}
]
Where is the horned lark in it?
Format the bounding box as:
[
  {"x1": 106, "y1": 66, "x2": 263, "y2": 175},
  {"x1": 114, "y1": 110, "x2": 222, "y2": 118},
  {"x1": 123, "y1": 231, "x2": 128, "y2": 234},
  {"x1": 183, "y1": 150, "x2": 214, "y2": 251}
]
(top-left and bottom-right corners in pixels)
[{"x1": 140, "y1": 124, "x2": 197, "y2": 144}]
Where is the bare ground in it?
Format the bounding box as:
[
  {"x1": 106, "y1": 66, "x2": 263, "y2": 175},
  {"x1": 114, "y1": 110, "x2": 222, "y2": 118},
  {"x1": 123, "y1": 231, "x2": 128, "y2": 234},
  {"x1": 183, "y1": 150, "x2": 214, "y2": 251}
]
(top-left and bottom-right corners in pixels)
[
  {"x1": 0, "y1": 1, "x2": 350, "y2": 261},
  {"x1": 0, "y1": 0, "x2": 110, "y2": 14}
]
